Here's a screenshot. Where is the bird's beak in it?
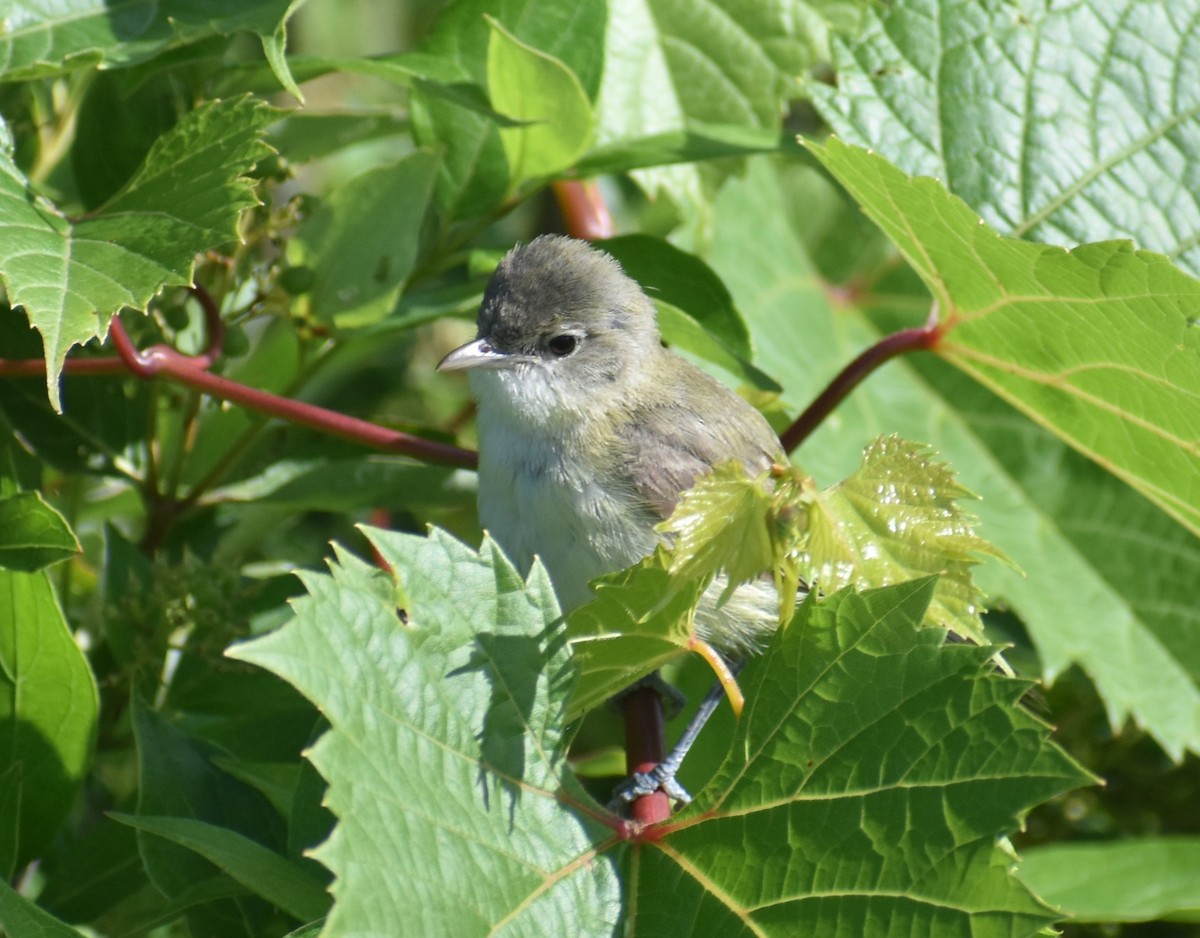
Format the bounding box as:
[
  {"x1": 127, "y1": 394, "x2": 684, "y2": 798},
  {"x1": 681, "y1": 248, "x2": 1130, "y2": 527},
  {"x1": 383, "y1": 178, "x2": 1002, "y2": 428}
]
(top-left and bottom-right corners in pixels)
[{"x1": 437, "y1": 337, "x2": 516, "y2": 372}]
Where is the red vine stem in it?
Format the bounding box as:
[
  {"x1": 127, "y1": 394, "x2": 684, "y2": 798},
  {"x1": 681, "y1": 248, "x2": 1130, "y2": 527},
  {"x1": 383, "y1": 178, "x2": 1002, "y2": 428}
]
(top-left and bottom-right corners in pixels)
[
  {"x1": 552, "y1": 180, "x2": 615, "y2": 241},
  {"x1": 0, "y1": 286, "x2": 477, "y2": 470},
  {"x1": 107, "y1": 316, "x2": 477, "y2": 469},
  {"x1": 779, "y1": 305, "x2": 944, "y2": 454},
  {"x1": 621, "y1": 686, "x2": 672, "y2": 827}
]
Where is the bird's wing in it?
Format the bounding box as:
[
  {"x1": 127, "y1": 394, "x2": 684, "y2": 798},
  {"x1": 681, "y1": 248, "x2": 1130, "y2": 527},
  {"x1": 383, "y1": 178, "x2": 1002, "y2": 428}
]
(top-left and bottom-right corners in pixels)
[{"x1": 616, "y1": 407, "x2": 781, "y2": 520}]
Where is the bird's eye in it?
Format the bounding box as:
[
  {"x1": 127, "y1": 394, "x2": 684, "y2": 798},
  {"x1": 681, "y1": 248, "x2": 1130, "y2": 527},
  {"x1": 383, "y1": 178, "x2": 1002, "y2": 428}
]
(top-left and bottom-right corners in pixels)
[{"x1": 547, "y1": 334, "x2": 578, "y2": 357}]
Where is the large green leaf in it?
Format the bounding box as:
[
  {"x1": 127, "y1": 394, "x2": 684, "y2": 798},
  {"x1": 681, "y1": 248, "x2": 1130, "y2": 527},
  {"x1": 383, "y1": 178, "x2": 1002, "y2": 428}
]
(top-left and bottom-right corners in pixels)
[
  {"x1": 627, "y1": 579, "x2": 1090, "y2": 935},
  {"x1": 233, "y1": 527, "x2": 1087, "y2": 935},
  {"x1": 0, "y1": 0, "x2": 306, "y2": 93},
  {"x1": 0, "y1": 96, "x2": 277, "y2": 410},
  {"x1": 228, "y1": 529, "x2": 623, "y2": 936},
  {"x1": 0, "y1": 568, "x2": 98, "y2": 875},
  {"x1": 705, "y1": 158, "x2": 1200, "y2": 759},
  {"x1": 809, "y1": 0, "x2": 1200, "y2": 278},
  {"x1": 808, "y1": 137, "x2": 1200, "y2": 537}
]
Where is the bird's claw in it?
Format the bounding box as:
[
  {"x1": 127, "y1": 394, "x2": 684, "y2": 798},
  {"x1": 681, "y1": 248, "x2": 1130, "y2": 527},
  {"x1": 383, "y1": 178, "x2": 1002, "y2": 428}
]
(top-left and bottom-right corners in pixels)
[{"x1": 609, "y1": 765, "x2": 692, "y2": 810}]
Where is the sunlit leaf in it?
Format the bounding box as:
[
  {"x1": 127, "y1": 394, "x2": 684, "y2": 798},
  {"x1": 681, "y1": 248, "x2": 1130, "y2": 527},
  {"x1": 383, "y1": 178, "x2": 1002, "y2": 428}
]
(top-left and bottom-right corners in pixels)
[
  {"x1": 0, "y1": 97, "x2": 277, "y2": 410},
  {"x1": 0, "y1": 569, "x2": 97, "y2": 874},
  {"x1": 809, "y1": 0, "x2": 1200, "y2": 277},
  {"x1": 807, "y1": 138, "x2": 1200, "y2": 537},
  {"x1": 229, "y1": 529, "x2": 623, "y2": 936},
  {"x1": 804, "y1": 435, "x2": 1006, "y2": 640}
]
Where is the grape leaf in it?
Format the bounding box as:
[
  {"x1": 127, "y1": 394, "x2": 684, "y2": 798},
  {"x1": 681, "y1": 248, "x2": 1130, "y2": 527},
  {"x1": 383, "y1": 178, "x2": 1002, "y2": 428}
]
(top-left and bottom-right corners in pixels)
[
  {"x1": 572, "y1": 439, "x2": 1000, "y2": 714},
  {"x1": 228, "y1": 528, "x2": 623, "y2": 936},
  {"x1": 0, "y1": 96, "x2": 277, "y2": 410},
  {"x1": 803, "y1": 435, "x2": 1005, "y2": 641},
  {"x1": 233, "y1": 526, "x2": 1088, "y2": 935},
  {"x1": 659, "y1": 462, "x2": 775, "y2": 589},
  {"x1": 807, "y1": 137, "x2": 1200, "y2": 537},
  {"x1": 808, "y1": 0, "x2": 1200, "y2": 278},
  {"x1": 567, "y1": 548, "x2": 710, "y2": 719},
  {"x1": 629, "y1": 579, "x2": 1091, "y2": 936},
  {"x1": 707, "y1": 157, "x2": 1200, "y2": 757}
]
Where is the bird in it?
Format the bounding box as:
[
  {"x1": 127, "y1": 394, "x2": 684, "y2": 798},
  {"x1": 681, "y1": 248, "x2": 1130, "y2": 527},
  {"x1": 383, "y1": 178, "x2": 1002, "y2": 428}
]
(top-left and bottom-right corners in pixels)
[{"x1": 438, "y1": 235, "x2": 786, "y2": 803}]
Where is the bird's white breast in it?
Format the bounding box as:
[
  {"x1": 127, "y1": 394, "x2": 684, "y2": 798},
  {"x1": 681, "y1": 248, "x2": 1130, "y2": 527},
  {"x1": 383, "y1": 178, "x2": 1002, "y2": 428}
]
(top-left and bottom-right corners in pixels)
[{"x1": 471, "y1": 368, "x2": 655, "y2": 612}]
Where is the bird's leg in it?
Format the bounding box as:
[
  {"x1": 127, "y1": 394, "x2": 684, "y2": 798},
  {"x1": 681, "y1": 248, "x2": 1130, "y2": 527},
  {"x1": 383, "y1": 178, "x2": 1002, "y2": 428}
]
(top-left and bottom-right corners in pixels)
[
  {"x1": 609, "y1": 659, "x2": 744, "y2": 810},
  {"x1": 607, "y1": 671, "x2": 687, "y2": 720}
]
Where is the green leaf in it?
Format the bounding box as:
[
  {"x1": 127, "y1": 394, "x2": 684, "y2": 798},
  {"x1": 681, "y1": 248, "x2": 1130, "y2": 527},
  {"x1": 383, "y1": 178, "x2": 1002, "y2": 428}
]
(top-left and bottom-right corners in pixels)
[
  {"x1": 109, "y1": 814, "x2": 330, "y2": 923},
  {"x1": 290, "y1": 151, "x2": 438, "y2": 328},
  {"x1": 567, "y1": 549, "x2": 710, "y2": 718},
  {"x1": 0, "y1": 568, "x2": 98, "y2": 874},
  {"x1": 628, "y1": 579, "x2": 1091, "y2": 934},
  {"x1": 411, "y1": 0, "x2": 606, "y2": 219},
  {"x1": 804, "y1": 435, "x2": 1005, "y2": 640},
  {"x1": 207, "y1": 457, "x2": 473, "y2": 511},
  {"x1": 591, "y1": 0, "x2": 834, "y2": 208},
  {"x1": 486, "y1": 18, "x2": 593, "y2": 184},
  {"x1": 1016, "y1": 837, "x2": 1200, "y2": 924},
  {"x1": 655, "y1": 301, "x2": 782, "y2": 392},
  {"x1": 575, "y1": 122, "x2": 797, "y2": 177},
  {"x1": 807, "y1": 138, "x2": 1200, "y2": 537},
  {"x1": 808, "y1": 0, "x2": 1200, "y2": 277},
  {"x1": 0, "y1": 96, "x2": 277, "y2": 410},
  {"x1": 32, "y1": 817, "x2": 145, "y2": 925},
  {"x1": 599, "y1": 234, "x2": 750, "y2": 357},
  {"x1": 596, "y1": 234, "x2": 781, "y2": 391},
  {"x1": 131, "y1": 697, "x2": 285, "y2": 898},
  {"x1": 0, "y1": 0, "x2": 305, "y2": 93},
  {"x1": 658, "y1": 462, "x2": 774, "y2": 588},
  {"x1": 907, "y1": 360, "x2": 1200, "y2": 758},
  {"x1": 707, "y1": 157, "x2": 1200, "y2": 757},
  {"x1": 0, "y1": 878, "x2": 80, "y2": 938},
  {"x1": 228, "y1": 528, "x2": 622, "y2": 936},
  {"x1": 233, "y1": 528, "x2": 1087, "y2": 933},
  {"x1": 0, "y1": 491, "x2": 79, "y2": 571},
  {"x1": 238, "y1": 52, "x2": 515, "y2": 126}
]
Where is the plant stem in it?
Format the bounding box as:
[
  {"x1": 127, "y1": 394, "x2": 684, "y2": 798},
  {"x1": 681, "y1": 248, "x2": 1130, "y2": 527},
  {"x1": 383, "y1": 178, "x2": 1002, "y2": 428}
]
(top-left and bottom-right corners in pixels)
[
  {"x1": 552, "y1": 180, "x2": 615, "y2": 240},
  {"x1": 107, "y1": 316, "x2": 477, "y2": 469},
  {"x1": 622, "y1": 685, "x2": 672, "y2": 825},
  {"x1": 780, "y1": 306, "x2": 943, "y2": 453}
]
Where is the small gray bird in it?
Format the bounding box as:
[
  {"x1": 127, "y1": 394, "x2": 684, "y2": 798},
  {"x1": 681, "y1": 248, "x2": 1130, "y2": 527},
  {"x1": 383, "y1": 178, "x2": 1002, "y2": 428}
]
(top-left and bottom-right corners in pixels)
[{"x1": 438, "y1": 235, "x2": 785, "y2": 653}]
